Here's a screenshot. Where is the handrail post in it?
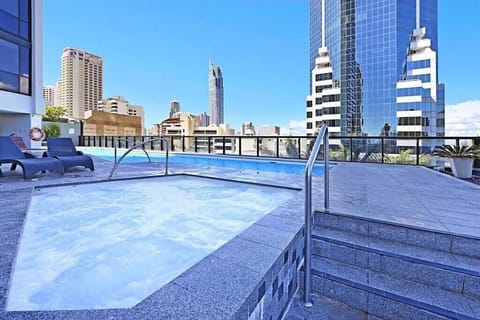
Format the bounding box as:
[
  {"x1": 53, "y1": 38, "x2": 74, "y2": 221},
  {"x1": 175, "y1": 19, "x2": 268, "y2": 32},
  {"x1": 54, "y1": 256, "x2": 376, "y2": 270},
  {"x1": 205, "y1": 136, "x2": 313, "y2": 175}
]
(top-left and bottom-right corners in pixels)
[
  {"x1": 324, "y1": 131, "x2": 329, "y2": 211},
  {"x1": 303, "y1": 123, "x2": 329, "y2": 307}
]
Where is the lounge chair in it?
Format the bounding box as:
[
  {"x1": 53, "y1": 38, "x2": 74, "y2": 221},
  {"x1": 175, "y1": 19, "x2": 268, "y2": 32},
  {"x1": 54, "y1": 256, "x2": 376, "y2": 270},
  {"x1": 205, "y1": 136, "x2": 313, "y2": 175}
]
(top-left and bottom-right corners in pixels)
[
  {"x1": 9, "y1": 134, "x2": 28, "y2": 149},
  {"x1": 0, "y1": 136, "x2": 64, "y2": 179},
  {"x1": 46, "y1": 138, "x2": 94, "y2": 172}
]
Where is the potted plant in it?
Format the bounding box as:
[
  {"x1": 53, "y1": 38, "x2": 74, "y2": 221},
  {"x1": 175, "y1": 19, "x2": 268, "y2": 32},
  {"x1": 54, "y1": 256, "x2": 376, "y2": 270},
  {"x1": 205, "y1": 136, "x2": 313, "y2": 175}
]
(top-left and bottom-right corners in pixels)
[{"x1": 432, "y1": 145, "x2": 480, "y2": 178}]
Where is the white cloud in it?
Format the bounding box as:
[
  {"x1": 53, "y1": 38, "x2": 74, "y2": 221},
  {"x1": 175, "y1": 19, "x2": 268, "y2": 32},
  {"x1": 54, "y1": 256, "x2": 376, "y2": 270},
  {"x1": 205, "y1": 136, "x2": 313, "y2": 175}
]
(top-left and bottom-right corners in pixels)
[
  {"x1": 445, "y1": 100, "x2": 480, "y2": 136},
  {"x1": 280, "y1": 120, "x2": 306, "y2": 135}
]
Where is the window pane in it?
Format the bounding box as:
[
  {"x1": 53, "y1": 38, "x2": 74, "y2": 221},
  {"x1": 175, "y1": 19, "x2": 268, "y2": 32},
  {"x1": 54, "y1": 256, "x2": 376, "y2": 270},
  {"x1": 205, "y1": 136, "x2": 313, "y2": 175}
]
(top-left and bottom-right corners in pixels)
[
  {"x1": 0, "y1": 0, "x2": 19, "y2": 16},
  {"x1": 19, "y1": 0, "x2": 29, "y2": 21},
  {"x1": 20, "y1": 20, "x2": 29, "y2": 39},
  {"x1": 0, "y1": 9, "x2": 19, "y2": 35},
  {"x1": 19, "y1": 45, "x2": 29, "y2": 75},
  {"x1": 0, "y1": 38, "x2": 19, "y2": 74},
  {"x1": 20, "y1": 75, "x2": 29, "y2": 94},
  {"x1": 0, "y1": 70, "x2": 19, "y2": 92}
]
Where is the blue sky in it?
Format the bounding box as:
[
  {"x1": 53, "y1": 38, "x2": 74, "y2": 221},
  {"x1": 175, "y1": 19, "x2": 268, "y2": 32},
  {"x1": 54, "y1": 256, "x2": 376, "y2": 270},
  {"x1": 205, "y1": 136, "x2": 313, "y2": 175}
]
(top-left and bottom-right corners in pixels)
[{"x1": 43, "y1": 0, "x2": 480, "y2": 133}]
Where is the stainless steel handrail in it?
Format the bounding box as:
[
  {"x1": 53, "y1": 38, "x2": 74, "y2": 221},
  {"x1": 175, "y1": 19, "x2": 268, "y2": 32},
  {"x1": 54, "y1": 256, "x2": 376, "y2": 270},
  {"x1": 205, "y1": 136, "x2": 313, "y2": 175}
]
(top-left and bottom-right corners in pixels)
[
  {"x1": 108, "y1": 137, "x2": 169, "y2": 178},
  {"x1": 113, "y1": 138, "x2": 152, "y2": 164},
  {"x1": 304, "y1": 123, "x2": 329, "y2": 307}
]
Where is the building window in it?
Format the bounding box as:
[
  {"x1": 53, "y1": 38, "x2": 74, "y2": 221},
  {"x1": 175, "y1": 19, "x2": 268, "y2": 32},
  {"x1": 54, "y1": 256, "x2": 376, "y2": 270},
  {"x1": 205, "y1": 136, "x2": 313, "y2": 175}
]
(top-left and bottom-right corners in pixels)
[{"x1": 0, "y1": 0, "x2": 31, "y2": 95}]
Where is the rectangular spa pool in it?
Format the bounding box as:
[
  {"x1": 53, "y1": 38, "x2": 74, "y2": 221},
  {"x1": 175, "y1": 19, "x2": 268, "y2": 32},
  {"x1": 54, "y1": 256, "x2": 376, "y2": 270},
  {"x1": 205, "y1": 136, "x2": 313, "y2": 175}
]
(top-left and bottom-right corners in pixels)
[{"x1": 7, "y1": 175, "x2": 298, "y2": 311}]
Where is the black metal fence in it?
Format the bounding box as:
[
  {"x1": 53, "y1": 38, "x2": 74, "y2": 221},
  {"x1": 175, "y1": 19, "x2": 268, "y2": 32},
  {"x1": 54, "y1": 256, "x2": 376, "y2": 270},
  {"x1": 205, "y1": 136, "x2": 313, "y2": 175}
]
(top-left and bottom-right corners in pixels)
[{"x1": 79, "y1": 135, "x2": 480, "y2": 167}]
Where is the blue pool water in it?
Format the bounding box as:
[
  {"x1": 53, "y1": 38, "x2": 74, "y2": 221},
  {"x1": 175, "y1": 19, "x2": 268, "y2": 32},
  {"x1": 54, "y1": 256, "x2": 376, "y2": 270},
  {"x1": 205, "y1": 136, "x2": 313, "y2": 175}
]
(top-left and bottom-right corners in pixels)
[{"x1": 79, "y1": 148, "x2": 327, "y2": 175}]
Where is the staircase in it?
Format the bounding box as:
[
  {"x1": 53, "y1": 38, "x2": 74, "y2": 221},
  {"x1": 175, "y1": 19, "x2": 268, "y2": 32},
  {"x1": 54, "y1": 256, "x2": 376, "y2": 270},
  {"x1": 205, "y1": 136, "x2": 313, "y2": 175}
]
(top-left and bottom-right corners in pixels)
[{"x1": 307, "y1": 210, "x2": 480, "y2": 320}]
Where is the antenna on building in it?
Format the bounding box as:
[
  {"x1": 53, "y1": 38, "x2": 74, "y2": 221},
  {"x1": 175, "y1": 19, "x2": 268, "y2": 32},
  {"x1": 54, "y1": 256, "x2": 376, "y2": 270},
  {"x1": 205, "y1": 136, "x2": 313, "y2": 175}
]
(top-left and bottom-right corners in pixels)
[
  {"x1": 416, "y1": 0, "x2": 420, "y2": 29},
  {"x1": 208, "y1": 46, "x2": 213, "y2": 67}
]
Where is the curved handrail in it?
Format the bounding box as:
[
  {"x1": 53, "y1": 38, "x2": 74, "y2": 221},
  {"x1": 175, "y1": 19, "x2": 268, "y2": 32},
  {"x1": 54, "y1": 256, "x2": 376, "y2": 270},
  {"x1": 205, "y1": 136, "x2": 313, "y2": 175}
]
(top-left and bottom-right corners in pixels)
[
  {"x1": 304, "y1": 123, "x2": 329, "y2": 307},
  {"x1": 108, "y1": 137, "x2": 169, "y2": 178},
  {"x1": 114, "y1": 138, "x2": 152, "y2": 163}
]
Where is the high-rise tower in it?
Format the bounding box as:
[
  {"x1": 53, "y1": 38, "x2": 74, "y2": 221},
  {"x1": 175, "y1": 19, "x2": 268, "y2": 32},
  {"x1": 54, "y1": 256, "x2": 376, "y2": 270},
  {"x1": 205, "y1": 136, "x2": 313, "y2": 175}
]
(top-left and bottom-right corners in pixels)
[
  {"x1": 59, "y1": 48, "x2": 103, "y2": 119},
  {"x1": 169, "y1": 100, "x2": 180, "y2": 118},
  {"x1": 209, "y1": 63, "x2": 224, "y2": 126},
  {"x1": 307, "y1": 0, "x2": 444, "y2": 138}
]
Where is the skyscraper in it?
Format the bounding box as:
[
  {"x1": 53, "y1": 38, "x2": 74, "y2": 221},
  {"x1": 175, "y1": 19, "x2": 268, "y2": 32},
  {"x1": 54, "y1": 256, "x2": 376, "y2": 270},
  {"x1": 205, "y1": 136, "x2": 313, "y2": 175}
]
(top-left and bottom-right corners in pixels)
[
  {"x1": 169, "y1": 100, "x2": 180, "y2": 118},
  {"x1": 42, "y1": 85, "x2": 57, "y2": 106},
  {"x1": 209, "y1": 63, "x2": 224, "y2": 126},
  {"x1": 307, "y1": 0, "x2": 444, "y2": 138},
  {"x1": 59, "y1": 48, "x2": 103, "y2": 119}
]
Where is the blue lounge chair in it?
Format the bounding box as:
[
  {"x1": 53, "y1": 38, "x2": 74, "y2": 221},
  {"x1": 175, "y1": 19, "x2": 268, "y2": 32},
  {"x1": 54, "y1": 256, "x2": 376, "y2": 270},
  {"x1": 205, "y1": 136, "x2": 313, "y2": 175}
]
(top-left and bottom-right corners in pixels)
[
  {"x1": 46, "y1": 138, "x2": 94, "y2": 172},
  {"x1": 0, "y1": 136, "x2": 64, "y2": 179}
]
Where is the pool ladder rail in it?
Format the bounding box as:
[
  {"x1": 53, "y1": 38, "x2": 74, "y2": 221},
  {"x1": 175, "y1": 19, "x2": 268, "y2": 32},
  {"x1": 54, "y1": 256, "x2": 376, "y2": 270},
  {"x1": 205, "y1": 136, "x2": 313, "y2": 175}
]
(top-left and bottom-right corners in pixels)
[
  {"x1": 108, "y1": 137, "x2": 169, "y2": 178},
  {"x1": 304, "y1": 123, "x2": 329, "y2": 307}
]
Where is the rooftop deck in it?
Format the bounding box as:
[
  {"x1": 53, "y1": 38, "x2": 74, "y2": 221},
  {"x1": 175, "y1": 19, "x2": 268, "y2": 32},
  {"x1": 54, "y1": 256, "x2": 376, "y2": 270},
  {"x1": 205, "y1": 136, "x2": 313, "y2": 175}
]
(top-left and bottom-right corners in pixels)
[{"x1": 0, "y1": 154, "x2": 479, "y2": 319}]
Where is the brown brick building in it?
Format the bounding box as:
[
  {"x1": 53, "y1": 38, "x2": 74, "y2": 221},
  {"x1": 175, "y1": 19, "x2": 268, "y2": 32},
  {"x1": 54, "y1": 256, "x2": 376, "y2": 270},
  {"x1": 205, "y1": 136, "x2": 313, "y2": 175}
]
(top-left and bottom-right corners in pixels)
[{"x1": 83, "y1": 111, "x2": 142, "y2": 136}]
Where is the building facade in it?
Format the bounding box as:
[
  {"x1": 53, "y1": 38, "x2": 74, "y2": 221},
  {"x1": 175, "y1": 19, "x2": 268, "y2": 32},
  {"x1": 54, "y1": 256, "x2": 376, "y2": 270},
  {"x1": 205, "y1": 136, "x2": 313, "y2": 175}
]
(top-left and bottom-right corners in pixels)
[
  {"x1": 307, "y1": 0, "x2": 444, "y2": 139},
  {"x1": 83, "y1": 110, "x2": 142, "y2": 137},
  {"x1": 0, "y1": 0, "x2": 44, "y2": 147},
  {"x1": 209, "y1": 63, "x2": 224, "y2": 126},
  {"x1": 59, "y1": 47, "x2": 103, "y2": 119},
  {"x1": 42, "y1": 85, "x2": 56, "y2": 105},
  {"x1": 97, "y1": 96, "x2": 145, "y2": 133}
]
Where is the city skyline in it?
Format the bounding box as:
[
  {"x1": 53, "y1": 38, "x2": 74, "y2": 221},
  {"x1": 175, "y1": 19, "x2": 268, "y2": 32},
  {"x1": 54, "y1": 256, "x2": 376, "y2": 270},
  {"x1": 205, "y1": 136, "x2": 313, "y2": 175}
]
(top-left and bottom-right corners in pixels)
[{"x1": 43, "y1": 0, "x2": 480, "y2": 135}]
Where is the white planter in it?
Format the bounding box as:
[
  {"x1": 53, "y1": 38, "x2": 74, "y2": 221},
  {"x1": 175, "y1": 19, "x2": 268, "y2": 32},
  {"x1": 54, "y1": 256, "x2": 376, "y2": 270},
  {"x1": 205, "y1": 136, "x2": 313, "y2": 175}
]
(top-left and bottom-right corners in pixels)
[{"x1": 449, "y1": 158, "x2": 474, "y2": 178}]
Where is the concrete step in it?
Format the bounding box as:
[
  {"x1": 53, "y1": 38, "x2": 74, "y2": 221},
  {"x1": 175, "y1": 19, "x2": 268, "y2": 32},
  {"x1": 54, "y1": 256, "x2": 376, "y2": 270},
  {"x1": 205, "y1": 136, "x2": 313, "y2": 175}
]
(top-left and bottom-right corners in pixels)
[
  {"x1": 284, "y1": 291, "x2": 370, "y2": 320},
  {"x1": 310, "y1": 256, "x2": 480, "y2": 320},
  {"x1": 314, "y1": 210, "x2": 480, "y2": 259},
  {"x1": 312, "y1": 227, "x2": 480, "y2": 299}
]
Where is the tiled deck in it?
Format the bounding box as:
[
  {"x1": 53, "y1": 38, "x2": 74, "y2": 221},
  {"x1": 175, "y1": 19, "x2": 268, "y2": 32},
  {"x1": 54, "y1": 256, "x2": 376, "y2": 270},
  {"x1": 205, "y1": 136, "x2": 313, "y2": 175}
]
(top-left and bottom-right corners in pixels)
[{"x1": 0, "y1": 154, "x2": 479, "y2": 319}]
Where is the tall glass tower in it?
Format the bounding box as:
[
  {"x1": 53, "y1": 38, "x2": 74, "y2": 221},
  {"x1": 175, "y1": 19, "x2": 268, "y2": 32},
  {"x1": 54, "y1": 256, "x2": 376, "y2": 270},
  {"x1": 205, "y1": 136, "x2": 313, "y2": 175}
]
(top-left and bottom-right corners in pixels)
[
  {"x1": 209, "y1": 63, "x2": 224, "y2": 126},
  {"x1": 307, "y1": 0, "x2": 444, "y2": 138}
]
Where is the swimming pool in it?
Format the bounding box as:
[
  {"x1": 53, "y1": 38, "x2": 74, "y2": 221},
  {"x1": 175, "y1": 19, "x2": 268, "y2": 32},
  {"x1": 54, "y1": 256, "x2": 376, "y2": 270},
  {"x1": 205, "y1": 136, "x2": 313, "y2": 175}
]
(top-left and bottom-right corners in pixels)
[
  {"x1": 7, "y1": 175, "x2": 298, "y2": 311},
  {"x1": 79, "y1": 147, "x2": 327, "y2": 175}
]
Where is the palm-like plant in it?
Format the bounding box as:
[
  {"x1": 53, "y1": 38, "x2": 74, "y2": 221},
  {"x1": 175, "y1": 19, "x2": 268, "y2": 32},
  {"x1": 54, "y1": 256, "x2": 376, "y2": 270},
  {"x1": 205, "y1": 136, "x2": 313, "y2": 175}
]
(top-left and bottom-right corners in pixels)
[{"x1": 432, "y1": 145, "x2": 480, "y2": 159}]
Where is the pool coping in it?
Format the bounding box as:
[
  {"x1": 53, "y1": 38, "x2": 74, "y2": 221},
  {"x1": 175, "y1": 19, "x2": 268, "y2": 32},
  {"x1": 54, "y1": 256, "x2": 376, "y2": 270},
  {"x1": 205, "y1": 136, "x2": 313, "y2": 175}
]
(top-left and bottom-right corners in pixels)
[{"x1": 0, "y1": 173, "x2": 307, "y2": 320}]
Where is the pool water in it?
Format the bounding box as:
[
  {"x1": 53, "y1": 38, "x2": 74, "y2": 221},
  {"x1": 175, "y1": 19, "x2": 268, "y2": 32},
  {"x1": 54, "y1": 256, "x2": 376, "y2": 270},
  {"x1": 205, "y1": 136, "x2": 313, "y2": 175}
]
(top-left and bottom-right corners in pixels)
[
  {"x1": 7, "y1": 175, "x2": 297, "y2": 311},
  {"x1": 79, "y1": 147, "x2": 326, "y2": 175}
]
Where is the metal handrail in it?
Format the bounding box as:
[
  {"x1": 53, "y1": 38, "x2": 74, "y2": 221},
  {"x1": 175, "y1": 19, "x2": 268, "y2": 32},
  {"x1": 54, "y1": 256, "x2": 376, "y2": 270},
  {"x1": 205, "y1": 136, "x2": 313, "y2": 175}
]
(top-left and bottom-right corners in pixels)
[
  {"x1": 304, "y1": 123, "x2": 329, "y2": 307},
  {"x1": 108, "y1": 137, "x2": 169, "y2": 178},
  {"x1": 113, "y1": 138, "x2": 152, "y2": 164}
]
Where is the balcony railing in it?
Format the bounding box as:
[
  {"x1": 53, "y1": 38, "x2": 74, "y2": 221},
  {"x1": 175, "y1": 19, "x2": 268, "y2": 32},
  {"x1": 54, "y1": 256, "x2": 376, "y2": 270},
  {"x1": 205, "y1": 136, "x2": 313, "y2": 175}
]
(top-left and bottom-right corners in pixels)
[{"x1": 79, "y1": 135, "x2": 480, "y2": 167}]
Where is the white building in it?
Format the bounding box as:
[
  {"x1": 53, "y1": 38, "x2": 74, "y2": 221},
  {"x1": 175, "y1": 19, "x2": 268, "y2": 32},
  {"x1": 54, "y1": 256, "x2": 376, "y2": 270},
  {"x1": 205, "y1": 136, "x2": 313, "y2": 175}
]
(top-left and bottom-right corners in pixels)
[
  {"x1": 396, "y1": 26, "x2": 445, "y2": 148},
  {"x1": 0, "y1": 0, "x2": 44, "y2": 148},
  {"x1": 258, "y1": 125, "x2": 280, "y2": 136},
  {"x1": 306, "y1": 46, "x2": 341, "y2": 145},
  {"x1": 97, "y1": 96, "x2": 145, "y2": 132},
  {"x1": 42, "y1": 85, "x2": 57, "y2": 106},
  {"x1": 241, "y1": 122, "x2": 256, "y2": 136},
  {"x1": 59, "y1": 48, "x2": 103, "y2": 119}
]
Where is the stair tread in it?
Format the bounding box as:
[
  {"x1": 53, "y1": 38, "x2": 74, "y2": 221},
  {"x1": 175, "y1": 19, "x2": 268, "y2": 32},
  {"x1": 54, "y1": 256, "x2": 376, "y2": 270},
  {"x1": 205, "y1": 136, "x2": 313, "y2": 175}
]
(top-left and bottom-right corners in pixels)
[
  {"x1": 313, "y1": 227, "x2": 480, "y2": 276},
  {"x1": 284, "y1": 291, "x2": 368, "y2": 320},
  {"x1": 311, "y1": 256, "x2": 480, "y2": 318}
]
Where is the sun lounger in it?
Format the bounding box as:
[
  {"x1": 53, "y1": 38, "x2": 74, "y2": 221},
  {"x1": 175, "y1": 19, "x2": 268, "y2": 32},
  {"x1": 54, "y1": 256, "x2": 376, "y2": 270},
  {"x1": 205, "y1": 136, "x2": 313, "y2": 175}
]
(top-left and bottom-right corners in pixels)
[
  {"x1": 0, "y1": 136, "x2": 64, "y2": 179},
  {"x1": 46, "y1": 138, "x2": 94, "y2": 172}
]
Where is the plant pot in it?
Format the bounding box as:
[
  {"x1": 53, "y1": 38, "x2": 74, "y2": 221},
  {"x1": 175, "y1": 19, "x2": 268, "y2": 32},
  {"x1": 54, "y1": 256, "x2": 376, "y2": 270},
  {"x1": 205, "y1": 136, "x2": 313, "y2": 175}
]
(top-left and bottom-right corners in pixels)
[{"x1": 449, "y1": 158, "x2": 474, "y2": 178}]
